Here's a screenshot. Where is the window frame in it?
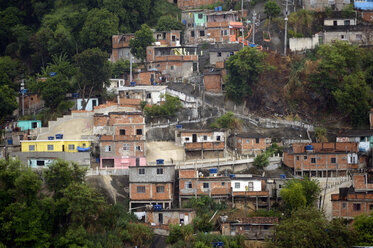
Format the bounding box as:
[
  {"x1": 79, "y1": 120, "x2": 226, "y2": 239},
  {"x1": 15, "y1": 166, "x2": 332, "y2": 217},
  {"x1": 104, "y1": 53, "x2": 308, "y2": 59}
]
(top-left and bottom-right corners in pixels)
[
  {"x1": 68, "y1": 144, "x2": 75, "y2": 150},
  {"x1": 156, "y1": 186, "x2": 165, "y2": 193},
  {"x1": 47, "y1": 144, "x2": 54, "y2": 151},
  {"x1": 136, "y1": 129, "x2": 143, "y2": 135},
  {"x1": 203, "y1": 182, "x2": 209, "y2": 189},
  {"x1": 120, "y1": 129, "x2": 126, "y2": 135},
  {"x1": 29, "y1": 145, "x2": 35, "y2": 151},
  {"x1": 139, "y1": 168, "x2": 145, "y2": 175},
  {"x1": 157, "y1": 168, "x2": 164, "y2": 175},
  {"x1": 235, "y1": 182, "x2": 240, "y2": 189},
  {"x1": 137, "y1": 186, "x2": 146, "y2": 193}
]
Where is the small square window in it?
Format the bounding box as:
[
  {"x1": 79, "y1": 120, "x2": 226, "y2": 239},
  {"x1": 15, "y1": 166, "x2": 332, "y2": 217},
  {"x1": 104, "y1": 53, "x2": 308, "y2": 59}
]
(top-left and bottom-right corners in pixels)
[
  {"x1": 203, "y1": 182, "x2": 209, "y2": 188},
  {"x1": 136, "y1": 129, "x2": 143, "y2": 135},
  {"x1": 203, "y1": 135, "x2": 207, "y2": 141},
  {"x1": 198, "y1": 13, "x2": 203, "y2": 19},
  {"x1": 370, "y1": 204, "x2": 373, "y2": 210},
  {"x1": 311, "y1": 158, "x2": 316, "y2": 163},
  {"x1": 221, "y1": 182, "x2": 225, "y2": 186},
  {"x1": 235, "y1": 182, "x2": 240, "y2": 189},
  {"x1": 68, "y1": 144, "x2": 75, "y2": 150},
  {"x1": 191, "y1": 31, "x2": 195, "y2": 37},
  {"x1": 48, "y1": 145, "x2": 54, "y2": 151},
  {"x1": 217, "y1": 52, "x2": 222, "y2": 57},
  {"x1": 342, "y1": 202, "x2": 347, "y2": 209},
  {"x1": 331, "y1": 158, "x2": 336, "y2": 163},
  {"x1": 105, "y1": 145, "x2": 111, "y2": 152},
  {"x1": 36, "y1": 160, "x2": 45, "y2": 166},
  {"x1": 171, "y1": 65, "x2": 174, "y2": 70},
  {"x1": 353, "y1": 203, "x2": 361, "y2": 211},
  {"x1": 304, "y1": 156, "x2": 308, "y2": 160},
  {"x1": 255, "y1": 138, "x2": 260, "y2": 144},
  {"x1": 156, "y1": 186, "x2": 165, "y2": 193},
  {"x1": 186, "y1": 181, "x2": 193, "y2": 189},
  {"x1": 29, "y1": 145, "x2": 35, "y2": 151},
  {"x1": 136, "y1": 146, "x2": 141, "y2": 151},
  {"x1": 157, "y1": 168, "x2": 163, "y2": 174},
  {"x1": 146, "y1": 93, "x2": 151, "y2": 99},
  {"x1": 137, "y1": 186, "x2": 145, "y2": 193},
  {"x1": 296, "y1": 156, "x2": 299, "y2": 161},
  {"x1": 120, "y1": 129, "x2": 126, "y2": 135},
  {"x1": 123, "y1": 144, "x2": 130, "y2": 151},
  {"x1": 200, "y1": 30, "x2": 205, "y2": 37},
  {"x1": 216, "y1": 136, "x2": 221, "y2": 141},
  {"x1": 139, "y1": 168, "x2": 145, "y2": 175},
  {"x1": 263, "y1": 225, "x2": 269, "y2": 230}
]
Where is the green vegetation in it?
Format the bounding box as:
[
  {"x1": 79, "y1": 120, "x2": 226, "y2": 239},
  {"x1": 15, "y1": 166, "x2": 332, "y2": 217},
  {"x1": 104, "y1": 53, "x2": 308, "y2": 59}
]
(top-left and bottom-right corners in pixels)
[
  {"x1": 314, "y1": 127, "x2": 328, "y2": 142},
  {"x1": 130, "y1": 24, "x2": 155, "y2": 62},
  {"x1": 253, "y1": 143, "x2": 283, "y2": 169},
  {"x1": 0, "y1": 159, "x2": 153, "y2": 247},
  {"x1": 264, "y1": 1, "x2": 281, "y2": 30},
  {"x1": 210, "y1": 112, "x2": 242, "y2": 130},
  {"x1": 111, "y1": 59, "x2": 138, "y2": 79},
  {"x1": 156, "y1": 16, "x2": 184, "y2": 31},
  {"x1": 144, "y1": 94, "x2": 182, "y2": 117},
  {"x1": 353, "y1": 214, "x2": 373, "y2": 246},
  {"x1": 225, "y1": 47, "x2": 267, "y2": 104},
  {"x1": 288, "y1": 10, "x2": 314, "y2": 38}
]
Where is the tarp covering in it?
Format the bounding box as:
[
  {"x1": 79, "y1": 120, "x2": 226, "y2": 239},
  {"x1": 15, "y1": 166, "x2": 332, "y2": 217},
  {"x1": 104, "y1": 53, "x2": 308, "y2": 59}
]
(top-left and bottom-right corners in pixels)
[{"x1": 354, "y1": 1, "x2": 373, "y2": 10}]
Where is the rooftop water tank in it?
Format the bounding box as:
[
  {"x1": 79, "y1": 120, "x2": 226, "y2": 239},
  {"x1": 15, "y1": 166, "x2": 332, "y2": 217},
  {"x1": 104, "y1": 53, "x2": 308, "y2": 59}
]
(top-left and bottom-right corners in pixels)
[
  {"x1": 153, "y1": 205, "x2": 163, "y2": 211},
  {"x1": 305, "y1": 145, "x2": 313, "y2": 152},
  {"x1": 209, "y1": 168, "x2": 218, "y2": 174},
  {"x1": 7, "y1": 139, "x2": 13, "y2": 145},
  {"x1": 55, "y1": 134, "x2": 63, "y2": 140},
  {"x1": 218, "y1": 6, "x2": 222, "y2": 11},
  {"x1": 156, "y1": 159, "x2": 164, "y2": 165},
  {"x1": 48, "y1": 136, "x2": 54, "y2": 140},
  {"x1": 176, "y1": 124, "x2": 183, "y2": 129},
  {"x1": 130, "y1": 81, "x2": 136, "y2": 86},
  {"x1": 214, "y1": 6, "x2": 218, "y2": 11}
]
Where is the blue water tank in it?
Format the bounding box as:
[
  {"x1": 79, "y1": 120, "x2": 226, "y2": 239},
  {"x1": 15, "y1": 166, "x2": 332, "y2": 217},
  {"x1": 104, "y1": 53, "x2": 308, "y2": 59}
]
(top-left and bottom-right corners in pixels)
[
  {"x1": 176, "y1": 124, "x2": 183, "y2": 129},
  {"x1": 230, "y1": 174, "x2": 236, "y2": 178},
  {"x1": 96, "y1": 158, "x2": 100, "y2": 163},
  {"x1": 218, "y1": 6, "x2": 222, "y2": 11},
  {"x1": 48, "y1": 136, "x2": 54, "y2": 140},
  {"x1": 209, "y1": 168, "x2": 218, "y2": 174},
  {"x1": 130, "y1": 81, "x2": 136, "y2": 86},
  {"x1": 72, "y1": 93, "x2": 79, "y2": 98},
  {"x1": 156, "y1": 159, "x2": 164, "y2": 165},
  {"x1": 182, "y1": 19, "x2": 186, "y2": 25},
  {"x1": 305, "y1": 145, "x2": 313, "y2": 151},
  {"x1": 55, "y1": 134, "x2": 63, "y2": 139},
  {"x1": 214, "y1": 6, "x2": 218, "y2": 11},
  {"x1": 280, "y1": 174, "x2": 286, "y2": 179},
  {"x1": 7, "y1": 139, "x2": 13, "y2": 145},
  {"x1": 153, "y1": 205, "x2": 163, "y2": 211}
]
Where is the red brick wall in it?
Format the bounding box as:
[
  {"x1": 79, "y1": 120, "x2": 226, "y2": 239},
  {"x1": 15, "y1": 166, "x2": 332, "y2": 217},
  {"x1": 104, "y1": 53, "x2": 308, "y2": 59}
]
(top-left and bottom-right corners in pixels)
[
  {"x1": 332, "y1": 199, "x2": 373, "y2": 218},
  {"x1": 179, "y1": 178, "x2": 231, "y2": 196},
  {"x1": 204, "y1": 74, "x2": 222, "y2": 92},
  {"x1": 292, "y1": 142, "x2": 359, "y2": 153},
  {"x1": 94, "y1": 115, "x2": 109, "y2": 126},
  {"x1": 237, "y1": 137, "x2": 270, "y2": 154},
  {"x1": 130, "y1": 183, "x2": 173, "y2": 201},
  {"x1": 185, "y1": 141, "x2": 225, "y2": 150},
  {"x1": 179, "y1": 170, "x2": 198, "y2": 178},
  {"x1": 354, "y1": 173, "x2": 373, "y2": 190},
  {"x1": 108, "y1": 113, "x2": 144, "y2": 125},
  {"x1": 283, "y1": 153, "x2": 356, "y2": 170},
  {"x1": 362, "y1": 12, "x2": 373, "y2": 23}
]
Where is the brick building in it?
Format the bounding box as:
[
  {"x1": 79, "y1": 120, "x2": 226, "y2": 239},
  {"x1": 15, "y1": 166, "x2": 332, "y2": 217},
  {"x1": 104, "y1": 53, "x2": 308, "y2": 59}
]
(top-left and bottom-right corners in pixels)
[
  {"x1": 146, "y1": 45, "x2": 199, "y2": 81},
  {"x1": 145, "y1": 208, "x2": 196, "y2": 226},
  {"x1": 175, "y1": 129, "x2": 227, "y2": 158},
  {"x1": 94, "y1": 111, "x2": 146, "y2": 169},
  {"x1": 19, "y1": 93, "x2": 44, "y2": 115},
  {"x1": 209, "y1": 45, "x2": 241, "y2": 66},
  {"x1": 231, "y1": 175, "x2": 270, "y2": 209},
  {"x1": 283, "y1": 142, "x2": 359, "y2": 177},
  {"x1": 203, "y1": 71, "x2": 223, "y2": 93},
  {"x1": 117, "y1": 85, "x2": 167, "y2": 107},
  {"x1": 178, "y1": 169, "x2": 231, "y2": 206},
  {"x1": 221, "y1": 217, "x2": 278, "y2": 240},
  {"x1": 129, "y1": 165, "x2": 175, "y2": 211},
  {"x1": 234, "y1": 133, "x2": 272, "y2": 155},
  {"x1": 331, "y1": 170, "x2": 373, "y2": 219}
]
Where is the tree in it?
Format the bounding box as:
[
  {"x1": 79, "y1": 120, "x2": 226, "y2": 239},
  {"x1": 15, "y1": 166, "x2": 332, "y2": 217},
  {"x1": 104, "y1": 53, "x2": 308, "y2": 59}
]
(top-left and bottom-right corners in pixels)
[
  {"x1": 121, "y1": 223, "x2": 153, "y2": 248},
  {"x1": 129, "y1": 24, "x2": 154, "y2": 62},
  {"x1": 264, "y1": 0, "x2": 281, "y2": 31},
  {"x1": 74, "y1": 48, "x2": 111, "y2": 110},
  {"x1": 333, "y1": 72, "x2": 372, "y2": 127},
  {"x1": 288, "y1": 10, "x2": 313, "y2": 37},
  {"x1": 80, "y1": 8, "x2": 119, "y2": 53},
  {"x1": 225, "y1": 47, "x2": 266, "y2": 103},
  {"x1": 353, "y1": 214, "x2": 373, "y2": 246},
  {"x1": 253, "y1": 153, "x2": 270, "y2": 169},
  {"x1": 0, "y1": 84, "x2": 17, "y2": 119},
  {"x1": 143, "y1": 94, "x2": 182, "y2": 118},
  {"x1": 280, "y1": 177, "x2": 320, "y2": 212},
  {"x1": 272, "y1": 207, "x2": 353, "y2": 248},
  {"x1": 210, "y1": 112, "x2": 242, "y2": 130},
  {"x1": 111, "y1": 59, "x2": 137, "y2": 78},
  {"x1": 156, "y1": 16, "x2": 184, "y2": 31},
  {"x1": 40, "y1": 76, "x2": 68, "y2": 110},
  {"x1": 315, "y1": 127, "x2": 328, "y2": 142}
]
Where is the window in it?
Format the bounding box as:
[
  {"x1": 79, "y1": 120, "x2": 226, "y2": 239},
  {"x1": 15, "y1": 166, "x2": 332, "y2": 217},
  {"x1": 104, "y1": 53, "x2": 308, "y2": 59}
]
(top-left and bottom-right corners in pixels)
[
  {"x1": 136, "y1": 146, "x2": 141, "y2": 151},
  {"x1": 344, "y1": 20, "x2": 350, "y2": 26},
  {"x1": 255, "y1": 138, "x2": 260, "y2": 144},
  {"x1": 248, "y1": 182, "x2": 254, "y2": 191},
  {"x1": 171, "y1": 65, "x2": 174, "y2": 70},
  {"x1": 37, "y1": 160, "x2": 45, "y2": 166},
  {"x1": 136, "y1": 129, "x2": 143, "y2": 135},
  {"x1": 203, "y1": 135, "x2": 207, "y2": 141},
  {"x1": 331, "y1": 157, "x2": 336, "y2": 163},
  {"x1": 304, "y1": 156, "x2": 308, "y2": 160},
  {"x1": 123, "y1": 144, "x2": 130, "y2": 151},
  {"x1": 68, "y1": 144, "x2": 75, "y2": 150},
  {"x1": 139, "y1": 168, "x2": 145, "y2": 175},
  {"x1": 367, "y1": 173, "x2": 373, "y2": 184},
  {"x1": 48, "y1": 145, "x2": 54, "y2": 151},
  {"x1": 203, "y1": 183, "x2": 209, "y2": 188},
  {"x1": 137, "y1": 186, "x2": 145, "y2": 193},
  {"x1": 356, "y1": 34, "x2": 362, "y2": 40},
  {"x1": 157, "y1": 64, "x2": 160, "y2": 67},
  {"x1": 156, "y1": 186, "x2": 165, "y2": 193},
  {"x1": 217, "y1": 52, "x2": 222, "y2": 57},
  {"x1": 185, "y1": 181, "x2": 193, "y2": 189},
  {"x1": 185, "y1": 137, "x2": 190, "y2": 142},
  {"x1": 311, "y1": 158, "x2": 316, "y2": 163},
  {"x1": 198, "y1": 13, "x2": 203, "y2": 19},
  {"x1": 191, "y1": 30, "x2": 195, "y2": 37},
  {"x1": 296, "y1": 156, "x2": 299, "y2": 161},
  {"x1": 235, "y1": 182, "x2": 240, "y2": 189},
  {"x1": 29, "y1": 145, "x2": 35, "y2": 151},
  {"x1": 157, "y1": 168, "x2": 163, "y2": 175},
  {"x1": 342, "y1": 202, "x2": 347, "y2": 209},
  {"x1": 146, "y1": 93, "x2": 151, "y2": 99},
  {"x1": 120, "y1": 129, "x2": 126, "y2": 135},
  {"x1": 172, "y1": 35, "x2": 176, "y2": 41},
  {"x1": 341, "y1": 35, "x2": 345, "y2": 40},
  {"x1": 353, "y1": 203, "x2": 361, "y2": 211},
  {"x1": 105, "y1": 145, "x2": 111, "y2": 152},
  {"x1": 200, "y1": 30, "x2": 205, "y2": 37},
  {"x1": 222, "y1": 182, "x2": 225, "y2": 186},
  {"x1": 263, "y1": 225, "x2": 269, "y2": 230},
  {"x1": 370, "y1": 204, "x2": 373, "y2": 210},
  {"x1": 31, "y1": 122, "x2": 37, "y2": 128},
  {"x1": 244, "y1": 226, "x2": 250, "y2": 231}
]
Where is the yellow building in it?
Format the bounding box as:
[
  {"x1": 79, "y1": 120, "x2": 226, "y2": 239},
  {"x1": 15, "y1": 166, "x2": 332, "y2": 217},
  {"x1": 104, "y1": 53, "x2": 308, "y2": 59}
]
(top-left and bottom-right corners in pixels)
[{"x1": 21, "y1": 140, "x2": 92, "y2": 153}]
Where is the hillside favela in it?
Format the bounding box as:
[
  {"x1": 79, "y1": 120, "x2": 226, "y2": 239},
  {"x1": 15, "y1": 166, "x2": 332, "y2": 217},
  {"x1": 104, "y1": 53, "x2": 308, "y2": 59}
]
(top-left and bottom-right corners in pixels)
[{"x1": 1, "y1": 0, "x2": 373, "y2": 247}]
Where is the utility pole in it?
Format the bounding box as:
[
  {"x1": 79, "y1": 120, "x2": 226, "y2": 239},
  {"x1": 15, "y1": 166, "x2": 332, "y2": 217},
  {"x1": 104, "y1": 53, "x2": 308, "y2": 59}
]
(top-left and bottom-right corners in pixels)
[
  {"x1": 252, "y1": 11, "x2": 257, "y2": 44},
  {"x1": 130, "y1": 54, "x2": 133, "y2": 82},
  {"x1": 21, "y1": 79, "x2": 25, "y2": 116},
  {"x1": 284, "y1": 0, "x2": 289, "y2": 56},
  {"x1": 241, "y1": 0, "x2": 244, "y2": 48}
]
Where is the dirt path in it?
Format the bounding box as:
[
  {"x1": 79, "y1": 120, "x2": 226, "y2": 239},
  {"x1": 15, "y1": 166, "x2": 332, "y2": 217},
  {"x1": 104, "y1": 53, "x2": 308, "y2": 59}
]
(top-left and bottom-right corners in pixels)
[{"x1": 145, "y1": 141, "x2": 185, "y2": 163}]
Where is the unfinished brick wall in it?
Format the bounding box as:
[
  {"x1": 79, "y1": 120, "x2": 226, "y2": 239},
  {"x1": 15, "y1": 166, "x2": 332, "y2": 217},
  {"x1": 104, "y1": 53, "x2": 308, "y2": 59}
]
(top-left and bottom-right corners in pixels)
[
  {"x1": 237, "y1": 137, "x2": 270, "y2": 154},
  {"x1": 130, "y1": 183, "x2": 173, "y2": 201},
  {"x1": 204, "y1": 74, "x2": 222, "y2": 92},
  {"x1": 284, "y1": 153, "x2": 354, "y2": 171},
  {"x1": 108, "y1": 113, "x2": 144, "y2": 125},
  {"x1": 332, "y1": 194, "x2": 373, "y2": 218},
  {"x1": 292, "y1": 142, "x2": 359, "y2": 153},
  {"x1": 179, "y1": 178, "x2": 231, "y2": 196},
  {"x1": 185, "y1": 141, "x2": 225, "y2": 150},
  {"x1": 354, "y1": 173, "x2": 373, "y2": 190},
  {"x1": 179, "y1": 169, "x2": 198, "y2": 178}
]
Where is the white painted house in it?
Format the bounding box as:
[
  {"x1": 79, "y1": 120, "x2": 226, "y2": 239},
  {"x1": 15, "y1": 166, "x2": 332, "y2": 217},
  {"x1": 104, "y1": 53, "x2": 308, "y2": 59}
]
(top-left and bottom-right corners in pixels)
[{"x1": 76, "y1": 98, "x2": 99, "y2": 111}]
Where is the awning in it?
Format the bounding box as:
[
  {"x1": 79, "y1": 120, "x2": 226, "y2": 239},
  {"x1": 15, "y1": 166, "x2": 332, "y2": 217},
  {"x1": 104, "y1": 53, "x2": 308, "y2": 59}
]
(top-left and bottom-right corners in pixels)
[{"x1": 229, "y1": 22, "x2": 244, "y2": 29}]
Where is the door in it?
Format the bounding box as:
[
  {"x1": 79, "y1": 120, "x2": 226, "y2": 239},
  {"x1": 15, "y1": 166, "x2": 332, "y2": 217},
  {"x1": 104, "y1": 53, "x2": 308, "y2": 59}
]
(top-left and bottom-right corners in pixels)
[
  {"x1": 136, "y1": 158, "x2": 140, "y2": 166},
  {"x1": 158, "y1": 213, "x2": 163, "y2": 225},
  {"x1": 62, "y1": 145, "x2": 64, "y2": 152},
  {"x1": 192, "y1": 134, "x2": 197, "y2": 143}
]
